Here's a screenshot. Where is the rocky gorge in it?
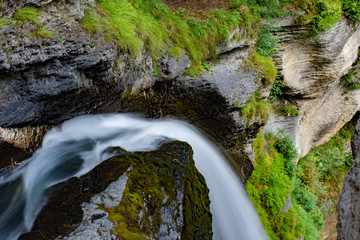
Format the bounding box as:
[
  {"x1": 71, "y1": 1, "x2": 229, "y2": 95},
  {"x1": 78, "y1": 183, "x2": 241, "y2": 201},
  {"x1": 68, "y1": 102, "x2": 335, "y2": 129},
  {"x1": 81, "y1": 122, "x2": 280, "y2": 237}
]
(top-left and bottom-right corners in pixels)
[{"x1": 0, "y1": 0, "x2": 360, "y2": 239}]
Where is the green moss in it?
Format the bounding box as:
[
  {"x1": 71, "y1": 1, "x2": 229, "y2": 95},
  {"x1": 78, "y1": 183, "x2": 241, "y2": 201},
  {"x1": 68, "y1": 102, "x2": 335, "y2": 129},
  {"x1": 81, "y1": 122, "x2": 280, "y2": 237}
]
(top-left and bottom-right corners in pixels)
[{"x1": 100, "y1": 142, "x2": 211, "y2": 239}]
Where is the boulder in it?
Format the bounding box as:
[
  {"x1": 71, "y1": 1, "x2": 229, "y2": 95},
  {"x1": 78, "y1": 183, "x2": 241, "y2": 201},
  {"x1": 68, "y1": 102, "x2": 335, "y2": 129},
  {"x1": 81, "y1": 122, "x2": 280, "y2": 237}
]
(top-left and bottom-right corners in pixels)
[{"x1": 19, "y1": 141, "x2": 212, "y2": 240}]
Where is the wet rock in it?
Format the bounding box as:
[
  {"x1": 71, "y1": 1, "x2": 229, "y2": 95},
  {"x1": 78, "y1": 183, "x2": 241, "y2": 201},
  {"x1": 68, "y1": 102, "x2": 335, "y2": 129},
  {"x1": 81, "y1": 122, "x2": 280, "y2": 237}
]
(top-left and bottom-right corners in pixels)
[
  {"x1": 0, "y1": 140, "x2": 31, "y2": 174},
  {"x1": 19, "y1": 141, "x2": 212, "y2": 240}
]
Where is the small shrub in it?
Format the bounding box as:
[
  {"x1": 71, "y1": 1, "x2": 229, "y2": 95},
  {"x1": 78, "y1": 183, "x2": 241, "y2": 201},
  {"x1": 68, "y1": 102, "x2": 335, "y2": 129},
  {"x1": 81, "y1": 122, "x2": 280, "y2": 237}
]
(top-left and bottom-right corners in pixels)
[
  {"x1": 343, "y1": 70, "x2": 360, "y2": 90},
  {"x1": 269, "y1": 76, "x2": 285, "y2": 100},
  {"x1": 342, "y1": 0, "x2": 360, "y2": 24},
  {"x1": 274, "y1": 130, "x2": 298, "y2": 161},
  {"x1": 311, "y1": 0, "x2": 342, "y2": 33},
  {"x1": 255, "y1": 26, "x2": 279, "y2": 57}
]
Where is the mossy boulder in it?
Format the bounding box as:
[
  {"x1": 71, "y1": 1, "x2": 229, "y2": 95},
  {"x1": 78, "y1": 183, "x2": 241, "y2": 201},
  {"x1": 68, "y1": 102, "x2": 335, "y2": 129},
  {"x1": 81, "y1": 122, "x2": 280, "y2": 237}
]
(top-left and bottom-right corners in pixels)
[{"x1": 20, "y1": 141, "x2": 212, "y2": 239}]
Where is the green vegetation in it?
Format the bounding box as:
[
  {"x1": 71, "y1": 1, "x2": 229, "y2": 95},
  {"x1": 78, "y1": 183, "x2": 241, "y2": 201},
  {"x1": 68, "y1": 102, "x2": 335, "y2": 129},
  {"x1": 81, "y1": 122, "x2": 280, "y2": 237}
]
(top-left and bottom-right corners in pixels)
[
  {"x1": 100, "y1": 143, "x2": 212, "y2": 239},
  {"x1": 82, "y1": 0, "x2": 249, "y2": 76},
  {"x1": 342, "y1": 0, "x2": 360, "y2": 23},
  {"x1": 311, "y1": 0, "x2": 342, "y2": 33},
  {"x1": 246, "y1": 131, "x2": 301, "y2": 239},
  {"x1": 35, "y1": 26, "x2": 55, "y2": 39},
  {"x1": 247, "y1": 122, "x2": 355, "y2": 239},
  {"x1": 255, "y1": 26, "x2": 279, "y2": 57},
  {"x1": 343, "y1": 69, "x2": 360, "y2": 90},
  {"x1": 342, "y1": 53, "x2": 360, "y2": 90},
  {"x1": 13, "y1": 7, "x2": 41, "y2": 24},
  {"x1": 0, "y1": 18, "x2": 13, "y2": 28},
  {"x1": 269, "y1": 76, "x2": 285, "y2": 100},
  {"x1": 1, "y1": 6, "x2": 56, "y2": 40},
  {"x1": 275, "y1": 102, "x2": 299, "y2": 117},
  {"x1": 294, "y1": 0, "x2": 342, "y2": 33},
  {"x1": 247, "y1": 52, "x2": 278, "y2": 85},
  {"x1": 297, "y1": 121, "x2": 355, "y2": 218},
  {"x1": 240, "y1": 91, "x2": 272, "y2": 125}
]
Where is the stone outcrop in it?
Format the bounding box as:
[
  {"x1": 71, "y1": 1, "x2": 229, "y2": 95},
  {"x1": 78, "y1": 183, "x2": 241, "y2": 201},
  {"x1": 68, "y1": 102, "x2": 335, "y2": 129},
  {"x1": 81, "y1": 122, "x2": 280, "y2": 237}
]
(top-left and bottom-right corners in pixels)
[
  {"x1": 0, "y1": 0, "x2": 259, "y2": 181},
  {"x1": 338, "y1": 117, "x2": 360, "y2": 239},
  {"x1": 19, "y1": 141, "x2": 212, "y2": 240},
  {"x1": 0, "y1": 125, "x2": 51, "y2": 150},
  {"x1": 265, "y1": 17, "x2": 360, "y2": 158}
]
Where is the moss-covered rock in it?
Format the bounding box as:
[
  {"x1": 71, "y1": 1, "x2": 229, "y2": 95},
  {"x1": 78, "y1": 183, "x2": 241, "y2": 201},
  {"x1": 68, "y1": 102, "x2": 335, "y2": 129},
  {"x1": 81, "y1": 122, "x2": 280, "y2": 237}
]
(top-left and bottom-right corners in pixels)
[{"x1": 20, "y1": 141, "x2": 212, "y2": 240}]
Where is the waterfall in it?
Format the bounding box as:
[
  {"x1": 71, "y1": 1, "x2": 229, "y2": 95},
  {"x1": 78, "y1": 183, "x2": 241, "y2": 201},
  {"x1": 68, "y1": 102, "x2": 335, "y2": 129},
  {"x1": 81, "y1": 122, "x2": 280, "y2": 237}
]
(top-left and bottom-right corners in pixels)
[{"x1": 0, "y1": 114, "x2": 267, "y2": 240}]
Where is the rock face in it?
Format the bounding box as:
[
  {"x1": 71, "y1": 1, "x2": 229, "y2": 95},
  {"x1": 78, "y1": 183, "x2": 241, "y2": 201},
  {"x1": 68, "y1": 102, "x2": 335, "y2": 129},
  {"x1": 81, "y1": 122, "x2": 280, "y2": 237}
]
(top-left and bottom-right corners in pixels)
[
  {"x1": 19, "y1": 141, "x2": 212, "y2": 240},
  {"x1": 265, "y1": 17, "x2": 360, "y2": 158},
  {"x1": 338, "y1": 118, "x2": 360, "y2": 240},
  {"x1": 0, "y1": 1, "x2": 261, "y2": 182}
]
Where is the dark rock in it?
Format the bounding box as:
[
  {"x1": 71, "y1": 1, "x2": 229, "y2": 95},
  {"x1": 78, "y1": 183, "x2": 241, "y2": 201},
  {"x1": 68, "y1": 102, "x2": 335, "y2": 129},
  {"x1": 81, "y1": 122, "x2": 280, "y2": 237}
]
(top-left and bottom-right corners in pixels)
[
  {"x1": 19, "y1": 141, "x2": 212, "y2": 240},
  {"x1": 0, "y1": 140, "x2": 31, "y2": 174},
  {"x1": 338, "y1": 117, "x2": 360, "y2": 239}
]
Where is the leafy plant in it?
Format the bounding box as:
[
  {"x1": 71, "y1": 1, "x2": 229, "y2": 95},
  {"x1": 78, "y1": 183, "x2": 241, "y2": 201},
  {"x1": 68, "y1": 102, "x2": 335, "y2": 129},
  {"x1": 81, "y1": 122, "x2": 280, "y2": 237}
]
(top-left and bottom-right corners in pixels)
[
  {"x1": 342, "y1": 0, "x2": 360, "y2": 24},
  {"x1": 311, "y1": 0, "x2": 342, "y2": 33},
  {"x1": 273, "y1": 130, "x2": 298, "y2": 161},
  {"x1": 296, "y1": 121, "x2": 355, "y2": 223},
  {"x1": 255, "y1": 26, "x2": 279, "y2": 57},
  {"x1": 246, "y1": 131, "x2": 317, "y2": 239},
  {"x1": 269, "y1": 76, "x2": 285, "y2": 99}
]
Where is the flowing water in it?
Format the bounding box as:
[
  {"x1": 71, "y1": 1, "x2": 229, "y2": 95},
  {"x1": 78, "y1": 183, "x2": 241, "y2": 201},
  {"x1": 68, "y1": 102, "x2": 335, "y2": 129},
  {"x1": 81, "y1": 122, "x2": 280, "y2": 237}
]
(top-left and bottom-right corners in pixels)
[{"x1": 0, "y1": 114, "x2": 267, "y2": 240}]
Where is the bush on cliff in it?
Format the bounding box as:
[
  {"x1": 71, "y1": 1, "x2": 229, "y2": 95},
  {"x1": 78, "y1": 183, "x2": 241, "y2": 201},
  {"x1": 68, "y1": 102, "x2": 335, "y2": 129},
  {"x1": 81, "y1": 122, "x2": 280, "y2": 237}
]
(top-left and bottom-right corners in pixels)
[{"x1": 247, "y1": 131, "x2": 325, "y2": 239}]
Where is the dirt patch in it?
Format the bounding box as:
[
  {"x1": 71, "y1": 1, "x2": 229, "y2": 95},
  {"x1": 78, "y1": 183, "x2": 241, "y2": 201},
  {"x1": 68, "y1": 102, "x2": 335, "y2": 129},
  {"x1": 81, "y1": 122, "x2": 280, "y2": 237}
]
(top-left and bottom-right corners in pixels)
[
  {"x1": 319, "y1": 212, "x2": 338, "y2": 240},
  {"x1": 163, "y1": 0, "x2": 229, "y2": 15}
]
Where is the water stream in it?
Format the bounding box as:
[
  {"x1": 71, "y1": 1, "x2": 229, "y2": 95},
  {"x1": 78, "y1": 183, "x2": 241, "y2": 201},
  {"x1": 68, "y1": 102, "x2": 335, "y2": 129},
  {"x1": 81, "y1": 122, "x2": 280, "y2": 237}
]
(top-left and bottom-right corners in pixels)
[{"x1": 0, "y1": 114, "x2": 267, "y2": 240}]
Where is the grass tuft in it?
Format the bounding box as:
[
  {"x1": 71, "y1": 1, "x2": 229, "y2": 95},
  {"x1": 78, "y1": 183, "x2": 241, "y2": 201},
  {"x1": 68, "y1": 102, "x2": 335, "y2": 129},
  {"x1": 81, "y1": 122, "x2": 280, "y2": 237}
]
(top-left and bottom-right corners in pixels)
[
  {"x1": 247, "y1": 51, "x2": 277, "y2": 85},
  {"x1": 36, "y1": 26, "x2": 55, "y2": 39},
  {"x1": 240, "y1": 92, "x2": 272, "y2": 125},
  {"x1": 13, "y1": 7, "x2": 41, "y2": 25}
]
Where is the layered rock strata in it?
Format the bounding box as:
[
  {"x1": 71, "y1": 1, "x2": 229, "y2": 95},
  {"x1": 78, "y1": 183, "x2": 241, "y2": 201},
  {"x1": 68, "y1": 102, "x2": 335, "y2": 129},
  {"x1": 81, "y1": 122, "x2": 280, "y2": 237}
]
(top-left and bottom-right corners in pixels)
[{"x1": 265, "y1": 17, "x2": 360, "y2": 158}]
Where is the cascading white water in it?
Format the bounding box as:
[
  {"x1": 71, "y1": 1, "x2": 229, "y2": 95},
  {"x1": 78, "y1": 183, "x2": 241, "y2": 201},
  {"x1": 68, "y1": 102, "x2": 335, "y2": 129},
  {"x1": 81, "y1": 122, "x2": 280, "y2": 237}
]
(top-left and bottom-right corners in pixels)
[{"x1": 0, "y1": 114, "x2": 267, "y2": 240}]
